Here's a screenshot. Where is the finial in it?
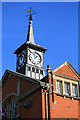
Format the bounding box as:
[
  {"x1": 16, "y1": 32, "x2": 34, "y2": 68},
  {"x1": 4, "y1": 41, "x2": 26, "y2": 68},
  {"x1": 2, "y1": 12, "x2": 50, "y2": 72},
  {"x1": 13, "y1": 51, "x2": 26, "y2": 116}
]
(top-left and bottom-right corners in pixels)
[
  {"x1": 26, "y1": 7, "x2": 36, "y2": 21},
  {"x1": 47, "y1": 65, "x2": 51, "y2": 70},
  {"x1": 46, "y1": 65, "x2": 51, "y2": 75}
]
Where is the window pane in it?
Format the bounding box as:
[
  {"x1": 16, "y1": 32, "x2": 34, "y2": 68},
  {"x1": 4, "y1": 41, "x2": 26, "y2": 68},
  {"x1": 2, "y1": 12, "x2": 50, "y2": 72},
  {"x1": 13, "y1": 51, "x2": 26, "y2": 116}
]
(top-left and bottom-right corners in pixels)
[
  {"x1": 64, "y1": 83, "x2": 70, "y2": 95},
  {"x1": 28, "y1": 67, "x2": 30, "y2": 71},
  {"x1": 56, "y1": 81, "x2": 62, "y2": 94},
  {"x1": 72, "y1": 84, "x2": 77, "y2": 96},
  {"x1": 14, "y1": 103, "x2": 16, "y2": 118},
  {"x1": 5, "y1": 106, "x2": 7, "y2": 114},
  {"x1": 40, "y1": 70, "x2": 43, "y2": 74},
  {"x1": 9, "y1": 103, "x2": 12, "y2": 118},
  {"x1": 32, "y1": 68, "x2": 35, "y2": 72}
]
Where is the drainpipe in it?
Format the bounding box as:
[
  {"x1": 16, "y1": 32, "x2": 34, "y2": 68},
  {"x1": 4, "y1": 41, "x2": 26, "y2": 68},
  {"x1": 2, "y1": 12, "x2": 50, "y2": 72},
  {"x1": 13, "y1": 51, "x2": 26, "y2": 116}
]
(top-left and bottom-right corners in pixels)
[
  {"x1": 45, "y1": 91, "x2": 48, "y2": 120},
  {"x1": 46, "y1": 65, "x2": 52, "y2": 119},
  {"x1": 51, "y1": 72, "x2": 54, "y2": 103}
]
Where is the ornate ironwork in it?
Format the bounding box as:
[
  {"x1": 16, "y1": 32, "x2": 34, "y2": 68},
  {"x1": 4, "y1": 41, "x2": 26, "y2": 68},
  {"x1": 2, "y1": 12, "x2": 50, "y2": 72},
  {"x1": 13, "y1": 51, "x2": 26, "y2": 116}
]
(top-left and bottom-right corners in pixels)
[{"x1": 26, "y1": 7, "x2": 36, "y2": 20}]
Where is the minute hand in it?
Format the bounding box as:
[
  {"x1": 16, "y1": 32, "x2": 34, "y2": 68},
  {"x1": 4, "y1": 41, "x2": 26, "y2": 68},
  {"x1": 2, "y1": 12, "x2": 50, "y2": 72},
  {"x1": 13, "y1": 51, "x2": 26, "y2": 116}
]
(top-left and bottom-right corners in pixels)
[{"x1": 34, "y1": 54, "x2": 38, "y2": 59}]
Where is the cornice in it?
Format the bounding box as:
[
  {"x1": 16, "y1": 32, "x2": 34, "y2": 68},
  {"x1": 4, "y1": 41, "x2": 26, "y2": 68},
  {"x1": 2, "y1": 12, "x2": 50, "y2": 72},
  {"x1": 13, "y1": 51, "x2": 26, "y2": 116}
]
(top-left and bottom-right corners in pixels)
[
  {"x1": 14, "y1": 42, "x2": 47, "y2": 55},
  {"x1": 53, "y1": 91, "x2": 80, "y2": 101}
]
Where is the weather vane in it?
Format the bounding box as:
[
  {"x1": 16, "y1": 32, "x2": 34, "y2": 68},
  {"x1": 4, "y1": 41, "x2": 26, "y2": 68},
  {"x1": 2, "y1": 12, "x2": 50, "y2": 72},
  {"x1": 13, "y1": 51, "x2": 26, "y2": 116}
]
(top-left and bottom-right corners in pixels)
[{"x1": 26, "y1": 7, "x2": 36, "y2": 20}]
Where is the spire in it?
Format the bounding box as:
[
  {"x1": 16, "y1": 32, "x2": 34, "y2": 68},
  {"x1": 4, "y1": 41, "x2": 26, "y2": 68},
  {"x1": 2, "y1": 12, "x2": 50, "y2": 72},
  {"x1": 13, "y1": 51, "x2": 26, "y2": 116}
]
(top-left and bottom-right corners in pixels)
[{"x1": 26, "y1": 8, "x2": 36, "y2": 44}]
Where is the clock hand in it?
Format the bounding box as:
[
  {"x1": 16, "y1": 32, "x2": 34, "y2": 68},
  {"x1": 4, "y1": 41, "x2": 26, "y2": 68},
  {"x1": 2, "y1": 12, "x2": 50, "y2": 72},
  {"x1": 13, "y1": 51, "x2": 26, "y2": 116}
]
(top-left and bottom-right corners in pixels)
[
  {"x1": 35, "y1": 55, "x2": 38, "y2": 59},
  {"x1": 33, "y1": 54, "x2": 37, "y2": 59}
]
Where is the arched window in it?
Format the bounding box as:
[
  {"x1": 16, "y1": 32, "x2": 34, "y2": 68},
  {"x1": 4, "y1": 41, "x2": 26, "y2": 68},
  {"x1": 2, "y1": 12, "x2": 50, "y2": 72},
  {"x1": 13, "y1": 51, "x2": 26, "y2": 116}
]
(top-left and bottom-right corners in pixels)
[{"x1": 4, "y1": 101, "x2": 16, "y2": 119}]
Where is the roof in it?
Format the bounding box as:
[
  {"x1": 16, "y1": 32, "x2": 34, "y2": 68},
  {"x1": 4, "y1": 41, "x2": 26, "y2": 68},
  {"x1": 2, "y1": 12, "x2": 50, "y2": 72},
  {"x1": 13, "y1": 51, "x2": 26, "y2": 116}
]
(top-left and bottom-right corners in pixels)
[
  {"x1": 52, "y1": 61, "x2": 80, "y2": 79},
  {"x1": 2, "y1": 69, "x2": 49, "y2": 88},
  {"x1": 14, "y1": 42, "x2": 47, "y2": 54},
  {"x1": 26, "y1": 20, "x2": 35, "y2": 44}
]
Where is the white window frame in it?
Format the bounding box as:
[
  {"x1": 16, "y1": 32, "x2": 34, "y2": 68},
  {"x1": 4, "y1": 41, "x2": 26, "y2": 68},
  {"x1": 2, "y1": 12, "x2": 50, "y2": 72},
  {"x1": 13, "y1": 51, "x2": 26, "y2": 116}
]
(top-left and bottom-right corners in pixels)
[
  {"x1": 64, "y1": 82, "x2": 70, "y2": 95},
  {"x1": 56, "y1": 80, "x2": 62, "y2": 94},
  {"x1": 72, "y1": 84, "x2": 77, "y2": 97}
]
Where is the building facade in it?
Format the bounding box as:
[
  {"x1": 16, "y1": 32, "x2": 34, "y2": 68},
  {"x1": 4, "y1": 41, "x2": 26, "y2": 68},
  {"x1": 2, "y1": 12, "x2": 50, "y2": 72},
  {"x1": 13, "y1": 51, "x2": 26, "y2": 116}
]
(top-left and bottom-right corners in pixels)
[{"x1": 2, "y1": 9, "x2": 80, "y2": 119}]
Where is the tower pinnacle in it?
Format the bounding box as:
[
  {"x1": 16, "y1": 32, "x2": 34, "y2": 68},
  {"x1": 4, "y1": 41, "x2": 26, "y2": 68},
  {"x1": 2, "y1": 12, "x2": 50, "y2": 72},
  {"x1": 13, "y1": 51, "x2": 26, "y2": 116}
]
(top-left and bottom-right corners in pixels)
[{"x1": 26, "y1": 8, "x2": 36, "y2": 44}]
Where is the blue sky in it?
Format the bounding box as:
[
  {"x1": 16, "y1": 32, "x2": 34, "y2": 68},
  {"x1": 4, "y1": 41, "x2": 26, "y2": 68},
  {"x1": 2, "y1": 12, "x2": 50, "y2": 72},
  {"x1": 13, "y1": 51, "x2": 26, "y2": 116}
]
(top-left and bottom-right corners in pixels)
[{"x1": 2, "y1": 2, "x2": 78, "y2": 79}]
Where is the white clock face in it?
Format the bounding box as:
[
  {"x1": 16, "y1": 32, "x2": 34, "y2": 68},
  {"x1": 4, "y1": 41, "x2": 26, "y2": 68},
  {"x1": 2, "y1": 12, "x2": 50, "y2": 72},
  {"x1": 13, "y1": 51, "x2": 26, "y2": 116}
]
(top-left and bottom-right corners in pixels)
[{"x1": 29, "y1": 52, "x2": 41, "y2": 64}]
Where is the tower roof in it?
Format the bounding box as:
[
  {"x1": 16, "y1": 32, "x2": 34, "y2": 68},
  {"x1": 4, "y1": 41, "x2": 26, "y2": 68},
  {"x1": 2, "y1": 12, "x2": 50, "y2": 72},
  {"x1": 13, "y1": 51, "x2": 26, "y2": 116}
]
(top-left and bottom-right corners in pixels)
[{"x1": 26, "y1": 20, "x2": 35, "y2": 44}]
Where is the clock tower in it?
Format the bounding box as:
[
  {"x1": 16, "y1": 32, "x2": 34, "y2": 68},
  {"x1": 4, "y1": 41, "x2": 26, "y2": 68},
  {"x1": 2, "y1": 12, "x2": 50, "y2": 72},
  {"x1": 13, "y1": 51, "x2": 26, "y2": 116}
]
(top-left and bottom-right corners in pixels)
[{"x1": 14, "y1": 8, "x2": 47, "y2": 80}]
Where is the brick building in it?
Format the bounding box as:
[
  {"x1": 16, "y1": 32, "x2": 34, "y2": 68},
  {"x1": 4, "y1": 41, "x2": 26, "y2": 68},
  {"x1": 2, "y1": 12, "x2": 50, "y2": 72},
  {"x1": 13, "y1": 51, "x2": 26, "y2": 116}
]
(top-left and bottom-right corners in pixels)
[{"x1": 2, "y1": 9, "x2": 80, "y2": 119}]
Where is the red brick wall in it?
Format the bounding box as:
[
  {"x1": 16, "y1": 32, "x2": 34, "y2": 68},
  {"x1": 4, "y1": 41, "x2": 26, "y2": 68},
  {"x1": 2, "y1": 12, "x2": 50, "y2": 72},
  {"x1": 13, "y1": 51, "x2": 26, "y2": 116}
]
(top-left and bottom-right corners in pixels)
[
  {"x1": 2, "y1": 75, "x2": 18, "y2": 101},
  {"x1": 2, "y1": 74, "x2": 42, "y2": 119},
  {"x1": 50, "y1": 94, "x2": 80, "y2": 118},
  {"x1": 18, "y1": 89, "x2": 42, "y2": 118},
  {"x1": 42, "y1": 74, "x2": 80, "y2": 119},
  {"x1": 20, "y1": 79, "x2": 35, "y2": 95}
]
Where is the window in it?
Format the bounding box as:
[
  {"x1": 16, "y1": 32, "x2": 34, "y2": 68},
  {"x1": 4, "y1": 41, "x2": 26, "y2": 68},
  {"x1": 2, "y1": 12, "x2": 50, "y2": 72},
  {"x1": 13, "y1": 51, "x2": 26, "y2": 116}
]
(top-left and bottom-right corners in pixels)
[
  {"x1": 5, "y1": 105, "x2": 7, "y2": 115},
  {"x1": 24, "y1": 101, "x2": 32, "y2": 109},
  {"x1": 28, "y1": 67, "x2": 30, "y2": 71},
  {"x1": 40, "y1": 70, "x2": 43, "y2": 74},
  {"x1": 4, "y1": 102, "x2": 16, "y2": 119},
  {"x1": 56, "y1": 80, "x2": 62, "y2": 94},
  {"x1": 9, "y1": 102, "x2": 12, "y2": 119},
  {"x1": 14, "y1": 103, "x2": 16, "y2": 118},
  {"x1": 32, "y1": 67, "x2": 35, "y2": 72},
  {"x1": 72, "y1": 84, "x2": 77, "y2": 97},
  {"x1": 64, "y1": 82, "x2": 70, "y2": 95},
  {"x1": 36, "y1": 69, "x2": 39, "y2": 73}
]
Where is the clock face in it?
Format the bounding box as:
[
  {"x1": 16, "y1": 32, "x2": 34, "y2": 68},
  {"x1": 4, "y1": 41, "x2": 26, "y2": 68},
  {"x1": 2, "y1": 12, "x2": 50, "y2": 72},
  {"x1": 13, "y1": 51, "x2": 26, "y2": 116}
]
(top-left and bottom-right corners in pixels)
[
  {"x1": 18, "y1": 54, "x2": 24, "y2": 65},
  {"x1": 29, "y1": 52, "x2": 41, "y2": 65},
  {"x1": 17, "y1": 50, "x2": 26, "y2": 69}
]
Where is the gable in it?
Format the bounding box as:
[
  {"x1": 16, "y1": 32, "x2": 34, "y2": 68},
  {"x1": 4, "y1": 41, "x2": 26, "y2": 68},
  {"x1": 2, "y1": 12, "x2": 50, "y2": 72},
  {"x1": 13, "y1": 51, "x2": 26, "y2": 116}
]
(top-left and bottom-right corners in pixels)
[
  {"x1": 55, "y1": 65, "x2": 78, "y2": 79},
  {"x1": 2, "y1": 70, "x2": 40, "y2": 101}
]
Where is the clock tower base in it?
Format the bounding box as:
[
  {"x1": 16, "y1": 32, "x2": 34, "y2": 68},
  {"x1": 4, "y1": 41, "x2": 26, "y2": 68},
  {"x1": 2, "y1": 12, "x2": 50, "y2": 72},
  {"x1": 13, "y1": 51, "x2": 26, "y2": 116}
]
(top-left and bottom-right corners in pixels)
[{"x1": 25, "y1": 64, "x2": 45, "y2": 80}]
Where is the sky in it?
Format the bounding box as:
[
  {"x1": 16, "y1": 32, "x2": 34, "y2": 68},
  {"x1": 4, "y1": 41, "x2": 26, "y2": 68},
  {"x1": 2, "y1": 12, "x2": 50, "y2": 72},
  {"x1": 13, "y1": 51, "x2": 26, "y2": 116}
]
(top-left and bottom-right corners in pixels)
[{"x1": 1, "y1": 2, "x2": 78, "y2": 79}]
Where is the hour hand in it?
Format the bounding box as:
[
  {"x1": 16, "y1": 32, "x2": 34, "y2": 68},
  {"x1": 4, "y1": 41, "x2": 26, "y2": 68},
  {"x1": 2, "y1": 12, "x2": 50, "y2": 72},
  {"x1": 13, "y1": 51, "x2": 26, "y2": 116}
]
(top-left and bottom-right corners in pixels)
[
  {"x1": 35, "y1": 55, "x2": 38, "y2": 59},
  {"x1": 34, "y1": 54, "x2": 37, "y2": 59}
]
